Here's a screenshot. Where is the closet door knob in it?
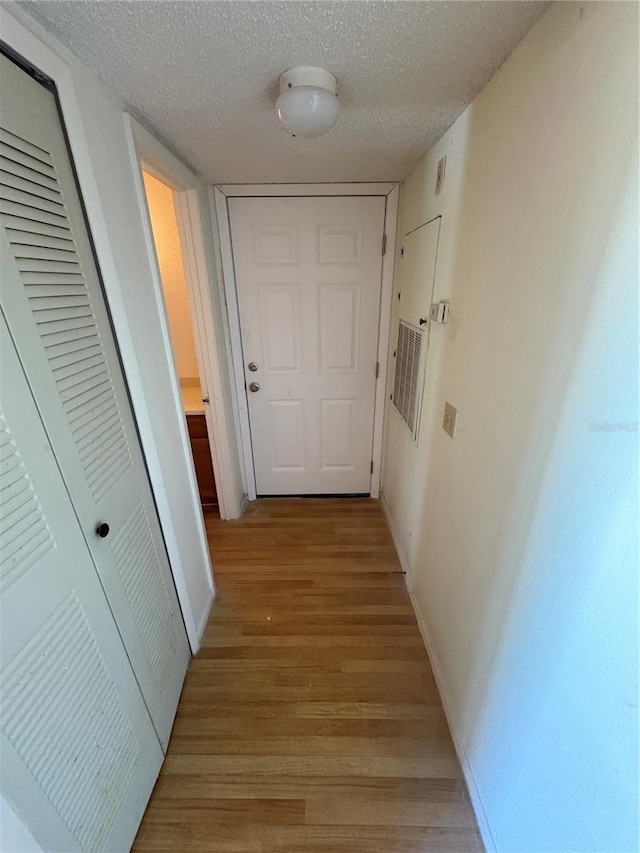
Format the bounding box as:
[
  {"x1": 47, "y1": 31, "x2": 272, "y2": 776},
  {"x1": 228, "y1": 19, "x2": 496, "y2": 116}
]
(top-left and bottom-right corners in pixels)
[
  {"x1": 249, "y1": 382, "x2": 260, "y2": 393},
  {"x1": 248, "y1": 361, "x2": 259, "y2": 372},
  {"x1": 95, "y1": 522, "x2": 110, "y2": 538}
]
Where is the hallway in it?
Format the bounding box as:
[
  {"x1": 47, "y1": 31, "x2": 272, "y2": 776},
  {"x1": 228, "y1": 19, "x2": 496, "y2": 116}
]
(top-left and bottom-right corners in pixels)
[{"x1": 132, "y1": 499, "x2": 482, "y2": 852}]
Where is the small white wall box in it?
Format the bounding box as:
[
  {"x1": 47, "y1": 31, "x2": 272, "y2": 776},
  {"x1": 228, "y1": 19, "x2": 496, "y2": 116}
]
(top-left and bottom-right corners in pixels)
[{"x1": 429, "y1": 302, "x2": 450, "y2": 324}]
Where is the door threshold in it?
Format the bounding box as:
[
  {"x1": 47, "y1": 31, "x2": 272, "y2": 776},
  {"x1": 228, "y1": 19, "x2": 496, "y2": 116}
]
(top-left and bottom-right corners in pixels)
[{"x1": 256, "y1": 493, "x2": 371, "y2": 499}]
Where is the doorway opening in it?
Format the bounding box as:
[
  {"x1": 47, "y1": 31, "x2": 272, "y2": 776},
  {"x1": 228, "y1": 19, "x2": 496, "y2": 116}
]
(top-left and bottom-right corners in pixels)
[{"x1": 142, "y1": 171, "x2": 219, "y2": 518}]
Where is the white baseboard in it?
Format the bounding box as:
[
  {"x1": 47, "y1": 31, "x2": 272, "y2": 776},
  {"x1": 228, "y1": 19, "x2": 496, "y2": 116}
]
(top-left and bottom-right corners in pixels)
[
  {"x1": 379, "y1": 491, "x2": 496, "y2": 852},
  {"x1": 194, "y1": 587, "x2": 215, "y2": 653},
  {"x1": 379, "y1": 491, "x2": 411, "y2": 576},
  {"x1": 404, "y1": 577, "x2": 497, "y2": 853}
]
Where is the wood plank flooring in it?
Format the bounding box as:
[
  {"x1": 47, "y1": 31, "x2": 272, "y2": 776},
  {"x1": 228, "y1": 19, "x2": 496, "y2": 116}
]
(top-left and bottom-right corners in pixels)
[{"x1": 133, "y1": 499, "x2": 482, "y2": 853}]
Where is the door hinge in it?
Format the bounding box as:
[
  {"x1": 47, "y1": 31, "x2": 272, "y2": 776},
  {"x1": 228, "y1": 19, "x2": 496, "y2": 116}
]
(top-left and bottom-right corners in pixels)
[
  {"x1": 382, "y1": 233, "x2": 387, "y2": 256},
  {"x1": 370, "y1": 460, "x2": 374, "y2": 474},
  {"x1": 375, "y1": 361, "x2": 380, "y2": 379}
]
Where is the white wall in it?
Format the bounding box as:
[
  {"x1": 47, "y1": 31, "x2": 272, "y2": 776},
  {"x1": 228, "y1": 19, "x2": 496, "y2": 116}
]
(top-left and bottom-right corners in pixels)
[
  {"x1": 381, "y1": 3, "x2": 639, "y2": 850},
  {"x1": 143, "y1": 171, "x2": 199, "y2": 382},
  {"x1": 0, "y1": 6, "x2": 243, "y2": 650}
]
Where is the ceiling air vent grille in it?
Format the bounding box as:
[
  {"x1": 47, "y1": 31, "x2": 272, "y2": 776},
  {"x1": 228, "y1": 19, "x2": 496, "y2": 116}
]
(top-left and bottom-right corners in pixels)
[{"x1": 392, "y1": 320, "x2": 424, "y2": 438}]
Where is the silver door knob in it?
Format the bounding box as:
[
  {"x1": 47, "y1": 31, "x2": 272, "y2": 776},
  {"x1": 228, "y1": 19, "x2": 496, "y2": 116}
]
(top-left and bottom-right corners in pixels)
[
  {"x1": 249, "y1": 382, "x2": 260, "y2": 393},
  {"x1": 247, "y1": 361, "x2": 259, "y2": 372}
]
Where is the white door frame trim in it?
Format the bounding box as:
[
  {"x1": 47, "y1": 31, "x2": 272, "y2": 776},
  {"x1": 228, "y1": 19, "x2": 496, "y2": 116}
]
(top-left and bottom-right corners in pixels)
[
  {"x1": 119, "y1": 120, "x2": 219, "y2": 644},
  {"x1": 126, "y1": 118, "x2": 242, "y2": 523},
  {"x1": 213, "y1": 183, "x2": 399, "y2": 500},
  {"x1": 217, "y1": 183, "x2": 397, "y2": 197}
]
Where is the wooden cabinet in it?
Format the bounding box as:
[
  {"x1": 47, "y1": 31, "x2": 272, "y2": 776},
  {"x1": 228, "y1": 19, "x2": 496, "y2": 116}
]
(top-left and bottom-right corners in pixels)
[{"x1": 186, "y1": 414, "x2": 217, "y2": 506}]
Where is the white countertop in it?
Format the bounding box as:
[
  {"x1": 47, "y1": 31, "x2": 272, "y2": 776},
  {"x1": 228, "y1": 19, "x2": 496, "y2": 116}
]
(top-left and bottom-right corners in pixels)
[{"x1": 181, "y1": 383, "x2": 205, "y2": 415}]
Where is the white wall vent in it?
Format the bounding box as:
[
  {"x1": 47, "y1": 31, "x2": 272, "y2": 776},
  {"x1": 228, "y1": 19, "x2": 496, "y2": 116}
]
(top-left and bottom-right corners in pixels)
[{"x1": 392, "y1": 320, "x2": 424, "y2": 438}]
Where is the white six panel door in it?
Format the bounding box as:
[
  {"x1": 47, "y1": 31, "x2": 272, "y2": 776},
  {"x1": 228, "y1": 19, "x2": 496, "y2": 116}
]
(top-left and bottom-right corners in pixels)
[
  {"x1": 229, "y1": 196, "x2": 386, "y2": 495},
  {"x1": 0, "y1": 311, "x2": 164, "y2": 851},
  {"x1": 0, "y1": 55, "x2": 190, "y2": 748}
]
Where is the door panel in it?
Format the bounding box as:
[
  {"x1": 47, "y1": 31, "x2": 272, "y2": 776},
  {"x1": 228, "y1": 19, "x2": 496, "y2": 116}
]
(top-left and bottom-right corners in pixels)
[
  {"x1": 259, "y1": 285, "x2": 300, "y2": 371},
  {"x1": 321, "y1": 398, "x2": 357, "y2": 468},
  {"x1": 0, "y1": 311, "x2": 163, "y2": 852},
  {"x1": 0, "y1": 55, "x2": 189, "y2": 747},
  {"x1": 319, "y1": 283, "x2": 360, "y2": 371},
  {"x1": 229, "y1": 196, "x2": 385, "y2": 495},
  {"x1": 269, "y1": 400, "x2": 305, "y2": 470}
]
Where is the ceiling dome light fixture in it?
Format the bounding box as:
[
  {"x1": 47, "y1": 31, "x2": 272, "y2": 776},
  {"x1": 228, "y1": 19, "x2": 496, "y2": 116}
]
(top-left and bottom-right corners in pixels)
[{"x1": 276, "y1": 66, "x2": 339, "y2": 138}]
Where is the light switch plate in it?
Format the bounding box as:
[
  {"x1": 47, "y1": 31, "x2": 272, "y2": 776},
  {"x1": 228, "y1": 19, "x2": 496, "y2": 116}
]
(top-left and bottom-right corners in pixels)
[{"x1": 443, "y1": 401, "x2": 457, "y2": 438}]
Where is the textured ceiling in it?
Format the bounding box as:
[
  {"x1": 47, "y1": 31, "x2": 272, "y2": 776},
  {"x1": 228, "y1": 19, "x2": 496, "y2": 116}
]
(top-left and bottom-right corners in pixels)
[{"x1": 20, "y1": 1, "x2": 548, "y2": 183}]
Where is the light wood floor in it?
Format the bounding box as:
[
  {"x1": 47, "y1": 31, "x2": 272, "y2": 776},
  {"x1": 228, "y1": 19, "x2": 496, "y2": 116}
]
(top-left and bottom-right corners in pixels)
[{"x1": 133, "y1": 499, "x2": 482, "y2": 853}]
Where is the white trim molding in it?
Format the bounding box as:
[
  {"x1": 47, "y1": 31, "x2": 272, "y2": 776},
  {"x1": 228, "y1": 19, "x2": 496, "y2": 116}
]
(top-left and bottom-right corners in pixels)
[
  {"x1": 213, "y1": 181, "x2": 399, "y2": 500},
  {"x1": 405, "y1": 577, "x2": 498, "y2": 853},
  {"x1": 126, "y1": 118, "x2": 243, "y2": 521},
  {"x1": 371, "y1": 185, "x2": 399, "y2": 497},
  {"x1": 212, "y1": 186, "x2": 257, "y2": 500},
  {"x1": 379, "y1": 493, "x2": 496, "y2": 853},
  {"x1": 217, "y1": 182, "x2": 397, "y2": 198}
]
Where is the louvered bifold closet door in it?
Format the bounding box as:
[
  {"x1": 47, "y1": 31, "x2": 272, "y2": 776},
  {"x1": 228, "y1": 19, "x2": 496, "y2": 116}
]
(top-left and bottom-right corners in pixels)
[
  {"x1": 0, "y1": 311, "x2": 164, "y2": 851},
  {"x1": 0, "y1": 54, "x2": 190, "y2": 749}
]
